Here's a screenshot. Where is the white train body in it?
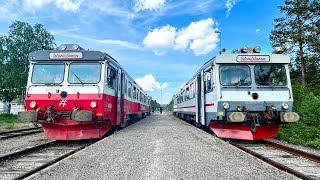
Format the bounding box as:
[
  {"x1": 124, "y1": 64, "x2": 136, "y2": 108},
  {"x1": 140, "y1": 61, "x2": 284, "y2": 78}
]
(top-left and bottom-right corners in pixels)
[{"x1": 173, "y1": 47, "x2": 299, "y2": 140}]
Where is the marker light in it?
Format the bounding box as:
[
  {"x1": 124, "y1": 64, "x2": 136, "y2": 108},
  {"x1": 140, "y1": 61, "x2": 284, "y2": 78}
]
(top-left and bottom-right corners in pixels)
[
  {"x1": 253, "y1": 46, "x2": 261, "y2": 53},
  {"x1": 223, "y1": 102, "x2": 229, "y2": 109},
  {"x1": 241, "y1": 46, "x2": 248, "y2": 53},
  {"x1": 59, "y1": 44, "x2": 67, "y2": 50},
  {"x1": 30, "y1": 101, "x2": 36, "y2": 108},
  {"x1": 282, "y1": 103, "x2": 289, "y2": 110},
  {"x1": 72, "y1": 44, "x2": 79, "y2": 50},
  {"x1": 90, "y1": 101, "x2": 97, "y2": 108}
]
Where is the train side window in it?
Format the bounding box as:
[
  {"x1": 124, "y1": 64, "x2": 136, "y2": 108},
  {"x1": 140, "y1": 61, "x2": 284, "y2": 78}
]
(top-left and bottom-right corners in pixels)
[
  {"x1": 107, "y1": 66, "x2": 116, "y2": 89},
  {"x1": 185, "y1": 87, "x2": 190, "y2": 100},
  {"x1": 128, "y1": 82, "x2": 132, "y2": 98},
  {"x1": 123, "y1": 78, "x2": 127, "y2": 94},
  {"x1": 133, "y1": 87, "x2": 137, "y2": 99},
  {"x1": 205, "y1": 71, "x2": 213, "y2": 93},
  {"x1": 140, "y1": 92, "x2": 142, "y2": 102},
  {"x1": 190, "y1": 83, "x2": 195, "y2": 99}
]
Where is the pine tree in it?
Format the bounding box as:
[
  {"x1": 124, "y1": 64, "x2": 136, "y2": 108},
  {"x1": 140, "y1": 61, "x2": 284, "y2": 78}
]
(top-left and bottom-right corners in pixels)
[{"x1": 270, "y1": 0, "x2": 320, "y2": 84}]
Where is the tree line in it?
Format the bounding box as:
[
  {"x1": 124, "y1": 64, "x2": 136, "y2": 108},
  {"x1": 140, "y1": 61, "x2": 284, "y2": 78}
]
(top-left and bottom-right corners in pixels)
[{"x1": 0, "y1": 21, "x2": 55, "y2": 102}]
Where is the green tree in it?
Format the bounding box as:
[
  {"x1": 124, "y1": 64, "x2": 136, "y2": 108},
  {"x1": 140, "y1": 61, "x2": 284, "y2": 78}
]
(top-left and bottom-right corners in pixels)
[
  {"x1": 0, "y1": 21, "x2": 55, "y2": 102},
  {"x1": 150, "y1": 99, "x2": 160, "y2": 110},
  {"x1": 270, "y1": 0, "x2": 320, "y2": 84},
  {"x1": 165, "y1": 99, "x2": 173, "y2": 112}
]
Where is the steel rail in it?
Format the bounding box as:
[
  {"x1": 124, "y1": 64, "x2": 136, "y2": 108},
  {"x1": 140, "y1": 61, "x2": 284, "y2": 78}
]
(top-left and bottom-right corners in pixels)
[
  {"x1": 229, "y1": 141, "x2": 313, "y2": 180},
  {"x1": 0, "y1": 140, "x2": 92, "y2": 180},
  {"x1": 0, "y1": 127, "x2": 42, "y2": 139},
  {"x1": 263, "y1": 140, "x2": 320, "y2": 163}
]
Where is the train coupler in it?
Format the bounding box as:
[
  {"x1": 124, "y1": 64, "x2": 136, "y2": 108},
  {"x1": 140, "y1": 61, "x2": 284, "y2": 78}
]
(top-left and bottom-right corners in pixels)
[{"x1": 251, "y1": 113, "x2": 260, "y2": 133}]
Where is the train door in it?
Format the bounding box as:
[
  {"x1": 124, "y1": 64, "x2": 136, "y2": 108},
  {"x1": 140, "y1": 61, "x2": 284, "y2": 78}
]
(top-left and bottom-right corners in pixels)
[
  {"x1": 195, "y1": 70, "x2": 205, "y2": 127},
  {"x1": 120, "y1": 72, "x2": 125, "y2": 127}
]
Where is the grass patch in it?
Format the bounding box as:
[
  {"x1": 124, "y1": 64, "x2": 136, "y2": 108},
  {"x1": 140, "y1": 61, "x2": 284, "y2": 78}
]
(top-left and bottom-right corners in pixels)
[
  {"x1": 277, "y1": 123, "x2": 320, "y2": 149},
  {"x1": 0, "y1": 113, "x2": 17, "y2": 124}
]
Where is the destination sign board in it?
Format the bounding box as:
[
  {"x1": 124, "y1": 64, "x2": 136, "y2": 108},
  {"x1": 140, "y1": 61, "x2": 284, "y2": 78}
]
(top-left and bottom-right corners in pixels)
[
  {"x1": 236, "y1": 55, "x2": 270, "y2": 62},
  {"x1": 49, "y1": 52, "x2": 83, "y2": 59}
]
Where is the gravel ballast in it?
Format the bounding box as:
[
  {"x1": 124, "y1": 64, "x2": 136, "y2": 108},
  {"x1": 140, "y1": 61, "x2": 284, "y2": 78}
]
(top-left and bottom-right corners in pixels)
[{"x1": 28, "y1": 114, "x2": 295, "y2": 180}]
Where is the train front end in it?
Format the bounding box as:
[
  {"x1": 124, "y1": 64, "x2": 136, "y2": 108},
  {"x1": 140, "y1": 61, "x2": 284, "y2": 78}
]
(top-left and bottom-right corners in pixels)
[
  {"x1": 20, "y1": 44, "x2": 112, "y2": 140},
  {"x1": 209, "y1": 47, "x2": 300, "y2": 140}
]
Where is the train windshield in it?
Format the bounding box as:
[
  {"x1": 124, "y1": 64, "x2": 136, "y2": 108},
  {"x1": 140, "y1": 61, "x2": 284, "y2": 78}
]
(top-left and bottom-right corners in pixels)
[
  {"x1": 32, "y1": 64, "x2": 65, "y2": 84},
  {"x1": 68, "y1": 63, "x2": 101, "y2": 84},
  {"x1": 254, "y1": 65, "x2": 287, "y2": 86},
  {"x1": 220, "y1": 65, "x2": 251, "y2": 86}
]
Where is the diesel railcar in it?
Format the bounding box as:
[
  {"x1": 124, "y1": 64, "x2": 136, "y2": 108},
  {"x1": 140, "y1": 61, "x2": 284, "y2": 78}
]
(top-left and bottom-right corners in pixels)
[
  {"x1": 20, "y1": 44, "x2": 151, "y2": 140},
  {"x1": 173, "y1": 46, "x2": 299, "y2": 140}
]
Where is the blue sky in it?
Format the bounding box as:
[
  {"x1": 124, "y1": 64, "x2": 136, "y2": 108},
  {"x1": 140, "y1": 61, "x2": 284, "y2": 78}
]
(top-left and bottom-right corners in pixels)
[{"x1": 0, "y1": 0, "x2": 284, "y2": 104}]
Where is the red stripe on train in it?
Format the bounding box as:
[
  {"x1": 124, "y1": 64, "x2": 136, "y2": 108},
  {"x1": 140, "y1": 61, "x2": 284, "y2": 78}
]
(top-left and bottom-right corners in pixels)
[{"x1": 174, "y1": 103, "x2": 214, "y2": 109}]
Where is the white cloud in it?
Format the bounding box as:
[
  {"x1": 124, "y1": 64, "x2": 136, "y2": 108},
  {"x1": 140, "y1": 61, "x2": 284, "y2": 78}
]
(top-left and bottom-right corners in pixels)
[
  {"x1": 50, "y1": 26, "x2": 80, "y2": 35},
  {"x1": 0, "y1": 0, "x2": 20, "y2": 19},
  {"x1": 22, "y1": 0, "x2": 82, "y2": 11},
  {"x1": 180, "y1": 83, "x2": 186, "y2": 89},
  {"x1": 255, "y1": 29, "x2": 261, "y2": 33},
  {"x1": 23, "y1": 0, "x2": 53, "y2": 9},
  {"x1": 135, "y1": 74, "x2": 169, "y2": 92},
  {"x1": 133, "y1": 0, "x2": 165, "y2": 12},
  {"x1": 142, "y1": 18, "x2": 219, "y2": 56},
  {"x1": 57, "y1": 33, "x2": 143, "y2": 50},
  {"x1": 56, "y1": 0, "x2": 82, "y2": 11},
  {"x1": 142, "y1": 25, "x2": 176, "y2": 55},
  {"x1": 225, "y1": 0, "x2": 237, "y2": 17}
]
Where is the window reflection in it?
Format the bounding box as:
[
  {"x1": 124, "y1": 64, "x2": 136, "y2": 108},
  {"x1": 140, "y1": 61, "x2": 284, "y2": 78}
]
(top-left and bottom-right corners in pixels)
[
  {"x1": 32, "y1": 64, "x2": 65, "y2": 84},
  {"x1": 220, "y1": 65, "x2": 251, "y2": 86},
  {"x1": 68, "y1": 63, "x2": 101, "y2": 84},
  {"x1": 255, "y1": 65, "x2": 287, "y2": 86}
]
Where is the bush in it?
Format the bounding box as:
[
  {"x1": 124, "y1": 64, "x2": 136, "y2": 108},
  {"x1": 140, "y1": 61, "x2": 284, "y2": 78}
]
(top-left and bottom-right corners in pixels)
[
  {"x1": 277, "y1": 91, "x2": 320, "y2": 149},
  {"x1": 0, "y1": 113, "x2": 17, "y2": 123},
  {"x1": 292, "y1": 83, "x2": 308, "y2": 111}
]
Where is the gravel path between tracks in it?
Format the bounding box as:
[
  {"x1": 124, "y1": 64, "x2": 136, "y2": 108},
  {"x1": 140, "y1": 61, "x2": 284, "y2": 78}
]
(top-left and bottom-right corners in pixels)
[
  {"x1": 28, "y1": 114, "x2": 295, "y2": 180},
  {"x1": 0, "y1": 133, "x2": 52, "y2": 157}
]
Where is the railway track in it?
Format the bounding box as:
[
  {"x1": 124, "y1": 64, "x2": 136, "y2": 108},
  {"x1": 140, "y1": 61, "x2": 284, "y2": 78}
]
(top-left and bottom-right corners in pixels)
[
  {"x1": 0, "y1": 140, "x2": 97, "y2": 180},
  {"x1": 0, "y1": 127, "x2": 42, "y2": 140},
  {"x1": 229, "y1": 140, "x2": 320, "y2": 180}
]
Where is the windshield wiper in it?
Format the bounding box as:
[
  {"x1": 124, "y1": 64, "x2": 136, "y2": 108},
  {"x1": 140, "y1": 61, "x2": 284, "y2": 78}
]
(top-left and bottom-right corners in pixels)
[
  {"x1": 236, "y1": 75, "x2": 250, "y2": 87},
  {"x1": 258, "y1": 75, "x2": 273, "y2": 87},
  {"x1": 71, "y1": 71, "x2": 83, "y2": 84}
]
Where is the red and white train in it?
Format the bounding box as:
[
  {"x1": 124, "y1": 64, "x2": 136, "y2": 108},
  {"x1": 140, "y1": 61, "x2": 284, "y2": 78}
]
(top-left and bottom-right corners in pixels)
[
  {"x1": 20, "y1": 44, "x2": 151, "y2": 140},
  {"x1": 173, "y1": 46, "x2": 300, "y2": 140}
]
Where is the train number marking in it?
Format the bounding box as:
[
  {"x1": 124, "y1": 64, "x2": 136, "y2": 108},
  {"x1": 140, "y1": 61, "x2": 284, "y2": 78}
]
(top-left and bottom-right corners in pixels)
[{"x1": 59, "y1": 99, "x2": 67, "y2": 107}]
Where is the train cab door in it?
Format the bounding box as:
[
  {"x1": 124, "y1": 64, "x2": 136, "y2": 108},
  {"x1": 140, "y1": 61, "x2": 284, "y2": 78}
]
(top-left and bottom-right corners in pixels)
[{"x1": 196, "y1": 70, "x2": 205, "y2": 127}]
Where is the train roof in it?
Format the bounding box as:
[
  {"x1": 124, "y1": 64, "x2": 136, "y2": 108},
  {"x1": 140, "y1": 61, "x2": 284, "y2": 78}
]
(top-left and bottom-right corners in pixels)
[
  {"x1": 28, "y1": 44, "x2": 151, "y2": 99},
  {"x1": 215, "y1": 53, "x2": 290, "y2": 64},
  {"x1": 174, "y1": 51, "x2": 291, "y2": 97}
]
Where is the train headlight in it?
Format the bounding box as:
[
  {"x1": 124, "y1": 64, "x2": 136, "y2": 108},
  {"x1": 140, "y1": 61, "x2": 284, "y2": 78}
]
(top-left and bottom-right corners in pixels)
[
  {"x1": 30, "y1": 101, "x2": 36, "y2": 108},
  {"x1": 253, "y1": 46, "x2": 261, "y2": 53},
  {"x1": 223, "y1": 102, "x2": 229, "y2": 109},
  {"x1": 282, "y1": 103, "x2": 289, "y2": 110},
  {"x1": 241, "y1": 46, "x2": 248, "y2": 53},
  {"x1": 59, "y1": 44, "x2": 67, "y2": 50},
  {"x1": 72, "y1": 44, "x2": 79, "y2": 50},
  {"x1": 90, "y1": 101, "x2": 97, "y2": 108}
]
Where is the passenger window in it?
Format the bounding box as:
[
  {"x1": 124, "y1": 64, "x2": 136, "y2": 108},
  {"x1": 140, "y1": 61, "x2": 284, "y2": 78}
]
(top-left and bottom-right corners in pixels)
[
  {"x1": 205, "y1": 71, "x2": 213, "y2": 93},
  {"x1": 128, "y1": 82, "x2": 132, "y2": 98},
  {"x1": 107, "y1": 66, "x2": 117, "y2": 89},
  {"x1": 185, "y1": 87, "x2": 190, "y2": 100},
  {"x1": 133, "y1": 87, "x2": 137, "y2": 99},
  {"x1": 140, "y1": 92, "x2": 142, "y2": 102}
]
